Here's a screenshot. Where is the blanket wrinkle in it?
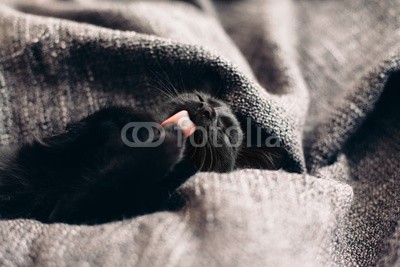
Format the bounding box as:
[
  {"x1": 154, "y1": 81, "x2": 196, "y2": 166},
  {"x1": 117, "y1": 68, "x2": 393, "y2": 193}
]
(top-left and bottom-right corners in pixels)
[{"x1": 1, "y1": 0, "x2": 400, "y2": 266}]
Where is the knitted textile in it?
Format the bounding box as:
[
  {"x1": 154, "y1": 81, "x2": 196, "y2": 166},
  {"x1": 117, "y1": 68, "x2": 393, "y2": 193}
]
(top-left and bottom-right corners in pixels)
[{"x1": 0, "y1": 0, "x2": 400, "y2": 266}]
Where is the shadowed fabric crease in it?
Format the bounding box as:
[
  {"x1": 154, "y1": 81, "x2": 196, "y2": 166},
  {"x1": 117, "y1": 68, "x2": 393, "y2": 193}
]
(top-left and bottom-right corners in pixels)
[{"x1": 0, "y1": 0, "x2": 400, "y2": 266}]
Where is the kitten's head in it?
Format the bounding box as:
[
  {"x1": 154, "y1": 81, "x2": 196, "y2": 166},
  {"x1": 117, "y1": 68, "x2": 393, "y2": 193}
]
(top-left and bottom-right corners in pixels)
[{"x1": 162, "y1": 92, "x2": 243, "y2": 172}]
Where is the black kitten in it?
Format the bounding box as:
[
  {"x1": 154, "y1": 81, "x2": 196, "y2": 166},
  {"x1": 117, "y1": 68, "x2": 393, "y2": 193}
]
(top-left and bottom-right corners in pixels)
[
  {"x1": 0, "y1": 92, "x2": 244, "y2": 224},
  {"x1": 159, "y1": 92, "x2": 243, "y2": 172}
]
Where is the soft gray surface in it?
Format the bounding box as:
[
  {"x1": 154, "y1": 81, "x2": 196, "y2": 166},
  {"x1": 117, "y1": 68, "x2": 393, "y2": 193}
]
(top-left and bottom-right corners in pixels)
[{"x1": 0, "y1": 0, "x2": 399, "y2": 266}]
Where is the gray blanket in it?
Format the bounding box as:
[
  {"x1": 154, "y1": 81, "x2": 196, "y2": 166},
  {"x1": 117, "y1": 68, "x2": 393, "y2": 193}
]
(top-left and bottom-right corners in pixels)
[{"x1": 0, "y1": 0, "x2": 400, "y2": 266}]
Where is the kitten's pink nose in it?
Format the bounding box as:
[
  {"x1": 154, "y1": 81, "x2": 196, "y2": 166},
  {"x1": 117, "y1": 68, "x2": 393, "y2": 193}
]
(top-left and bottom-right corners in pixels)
[{"x1": 161, "y1": 110, "x2": 196, "y2": 138}]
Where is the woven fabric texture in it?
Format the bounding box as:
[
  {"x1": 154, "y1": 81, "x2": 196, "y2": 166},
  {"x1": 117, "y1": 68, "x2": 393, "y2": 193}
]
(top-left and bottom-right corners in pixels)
[{"x1": 0, "y1": 0, "x2": 400, "y2": 266}]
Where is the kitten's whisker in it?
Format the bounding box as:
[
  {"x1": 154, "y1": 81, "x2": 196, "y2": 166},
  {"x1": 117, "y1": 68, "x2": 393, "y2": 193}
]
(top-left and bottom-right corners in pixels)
[
  {"x1": 153, "y1": 77, "x2": 177, "y2": 98},
  {"x1": 207, "y1": 134, "x2": 214, "y2": 172},
  {"x1": 199, "y1": 142, "x2": 207, "y2": 172},
  {"x1": 145, "y1": 66, "x2": 179, "y2": 99},
  {"x1": 189, "y1": 143, "x2": 198, "y2": 161},
  {"x1": 146, "y1": 84, "x2": 175, "y2": 101},
  {"x1": 152, "y1": 60, "x2": 181, "y2": 97},
  {"x1": 209, "y1": 146, "x2": 214, "y2": 172},
  {"x1": 147, "y1": 75, "x2": 175, "y2": 96},
  {"x1": 216, "y1": 78, "x2": 223, "y2": 97},
  {"x1": 145, "y1": 78, "x2": 177, "y2": 101},
  {"x1": 179, "y1": 74, "x2": 190, "y2": 96}
]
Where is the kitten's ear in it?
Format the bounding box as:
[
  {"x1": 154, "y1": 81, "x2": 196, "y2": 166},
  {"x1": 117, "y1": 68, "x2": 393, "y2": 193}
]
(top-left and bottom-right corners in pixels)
[{"x1": 236, "y1": 146, "x2": 288, "y2": 170}]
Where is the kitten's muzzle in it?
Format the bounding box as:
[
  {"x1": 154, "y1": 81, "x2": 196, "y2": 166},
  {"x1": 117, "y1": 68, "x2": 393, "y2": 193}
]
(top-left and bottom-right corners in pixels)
[
  {"x1": 197, "y1": 103, "x2": 216, "y2": 120},
  {"x1": 188, "y1": 103, "x2": 216, "y2": 126}
]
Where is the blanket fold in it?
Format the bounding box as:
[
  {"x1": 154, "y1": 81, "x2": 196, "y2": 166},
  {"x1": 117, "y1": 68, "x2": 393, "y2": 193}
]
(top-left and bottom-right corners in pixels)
[{"x1": 0, "y1": 0, "x2": 400, "y2": 266}]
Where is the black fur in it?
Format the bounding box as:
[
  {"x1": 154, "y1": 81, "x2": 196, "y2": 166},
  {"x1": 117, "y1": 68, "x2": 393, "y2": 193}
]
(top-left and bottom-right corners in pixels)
[{"x1": 0, "y1": 92, "x2": 245, "y2": 224}]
